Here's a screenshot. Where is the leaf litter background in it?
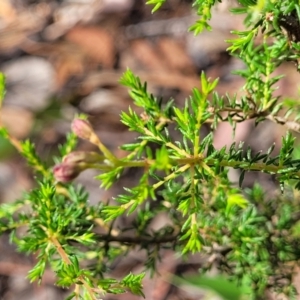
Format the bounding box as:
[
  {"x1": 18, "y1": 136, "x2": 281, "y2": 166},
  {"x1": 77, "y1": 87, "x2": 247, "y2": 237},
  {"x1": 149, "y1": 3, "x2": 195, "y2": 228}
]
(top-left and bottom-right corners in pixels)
[{"x1": 0, "y1": 0, "x2": 300, "y2": 299}]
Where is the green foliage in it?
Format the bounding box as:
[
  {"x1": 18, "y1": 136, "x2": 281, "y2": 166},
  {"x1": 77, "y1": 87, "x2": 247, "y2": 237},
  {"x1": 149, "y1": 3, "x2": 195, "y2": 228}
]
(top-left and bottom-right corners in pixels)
[
  {"x1": 174, "y1": 274, "x2": 252, "y2": 300},
  {"x1": 0, "y1": 73, "x2": 5, "y2": 106},
  {"x1": 2, "y1": 0, "x2": 300, "y2": 299},
  {"x1": 146, "y1": 0, "x2": 166, "y2": 13}
]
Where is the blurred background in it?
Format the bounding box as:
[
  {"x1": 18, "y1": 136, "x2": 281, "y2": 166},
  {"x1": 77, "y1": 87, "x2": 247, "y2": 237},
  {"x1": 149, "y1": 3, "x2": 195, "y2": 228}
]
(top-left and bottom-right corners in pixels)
[{"x1": 0, "y1": 0, "x2": 300, "y2": 299}]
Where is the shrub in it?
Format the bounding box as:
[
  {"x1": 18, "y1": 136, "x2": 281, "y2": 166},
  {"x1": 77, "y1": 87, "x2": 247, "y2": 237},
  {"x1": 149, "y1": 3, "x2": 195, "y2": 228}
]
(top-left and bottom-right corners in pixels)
[{"x1": 1, "y1": 0, "x2": 300, "y2": 299}]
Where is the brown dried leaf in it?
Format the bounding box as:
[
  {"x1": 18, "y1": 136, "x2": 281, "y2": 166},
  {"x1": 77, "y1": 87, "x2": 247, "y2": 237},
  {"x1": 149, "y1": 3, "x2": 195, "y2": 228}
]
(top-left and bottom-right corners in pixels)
[
  {"x1": 0, "y1": 31, "x2": 27, "y2": 52},
  {"x1": 21, "y1": 40, "x2": 90, "y2": 88},
  {"x1": 157, "y1": 37, "x2": 195, "y2": 74},
  {"x1": 65, "y1": 26, "x2": 115, "y2": 68},
  {"x1": 54, "y1": 50, "x2": 86, "y2": 88},
  {"x1": 130, "y1": 39, "x2": 169, "y2": 72}
]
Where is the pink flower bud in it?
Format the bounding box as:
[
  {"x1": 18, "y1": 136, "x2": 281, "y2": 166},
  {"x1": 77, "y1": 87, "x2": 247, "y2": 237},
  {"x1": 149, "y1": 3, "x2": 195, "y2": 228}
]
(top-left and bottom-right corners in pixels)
[
  {"x1": 71, "y1": 119, "x2": 94, "y2": 140},
  {"x1": 70, "y1": 118, "x2": 117, "y2": 162},
  {"x1": 53, "y1": 163, "x2": 82, "y2": 182},
  {"x1": 53, "y1": 151, "x2": 105, "y2": 182}
]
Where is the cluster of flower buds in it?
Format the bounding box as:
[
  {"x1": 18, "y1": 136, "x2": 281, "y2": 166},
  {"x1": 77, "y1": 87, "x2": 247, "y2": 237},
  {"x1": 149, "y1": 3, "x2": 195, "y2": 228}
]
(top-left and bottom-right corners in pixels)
[{"x1": 53, "y1": 118, "x2": 115, "y2": 182}]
